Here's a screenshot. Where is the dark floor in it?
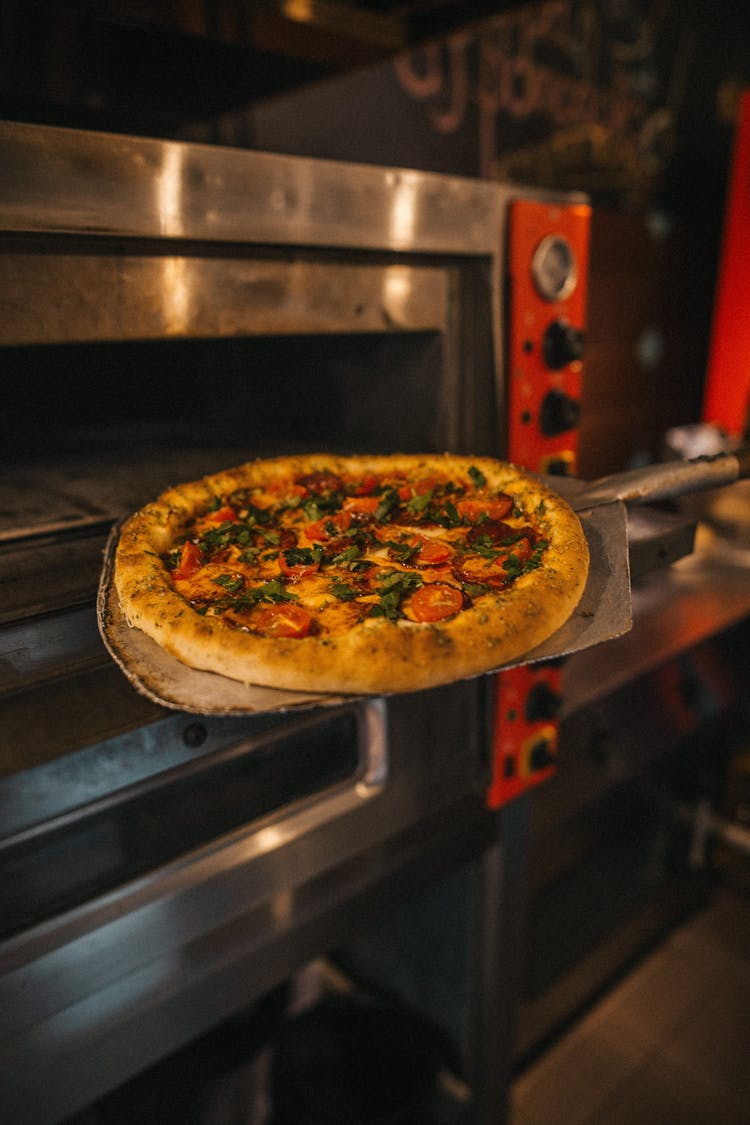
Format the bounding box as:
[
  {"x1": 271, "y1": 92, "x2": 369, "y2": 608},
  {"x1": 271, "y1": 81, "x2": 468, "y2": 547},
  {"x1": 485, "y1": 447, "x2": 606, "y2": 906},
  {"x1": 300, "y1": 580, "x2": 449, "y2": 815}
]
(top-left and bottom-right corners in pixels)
[{"x1": 510, "y1": 875, "x2": 750, "y2": 1125}]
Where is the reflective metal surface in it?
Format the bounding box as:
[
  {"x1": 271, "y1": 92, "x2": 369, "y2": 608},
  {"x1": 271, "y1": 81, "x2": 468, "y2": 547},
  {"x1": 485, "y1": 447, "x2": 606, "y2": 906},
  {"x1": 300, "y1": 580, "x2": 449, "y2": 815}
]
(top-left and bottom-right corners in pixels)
[
  {"x1": 0, "y1": 121, "x2": 505, "y2": 251},
  {"x1": 0, "y1": 684, "x2": 494, "y2": 1125},
  {"x1": 0, "y1": 254, "x2": 449, "y2": 345}
]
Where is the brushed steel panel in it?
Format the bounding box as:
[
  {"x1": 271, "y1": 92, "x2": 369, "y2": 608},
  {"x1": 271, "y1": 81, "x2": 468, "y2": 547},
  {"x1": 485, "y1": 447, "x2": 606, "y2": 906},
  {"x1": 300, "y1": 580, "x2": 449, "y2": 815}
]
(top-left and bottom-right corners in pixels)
[
  {"x1": 0, "y1": 121, "x2": 505, "y2": 254},
  {"x1": 0, "y1": 254, "x2": 447, "y2": 344}
]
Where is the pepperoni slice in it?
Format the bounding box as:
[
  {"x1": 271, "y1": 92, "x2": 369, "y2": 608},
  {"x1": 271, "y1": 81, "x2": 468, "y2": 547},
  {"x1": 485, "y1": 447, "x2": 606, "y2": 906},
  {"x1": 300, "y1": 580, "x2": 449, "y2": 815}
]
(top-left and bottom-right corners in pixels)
[
  {"x1": 466, "y1": 519, "x2": 516, "y2": 547},
  {"x1": 297, "y1": 471, "x2": 343, "y2": 494},
  {"x1": 410, "y1": 583, "x2": 465, "y2": 622},
  {"x1": 253, "y1": 604, "x2": 313, "y2": 638},
  {"x1": 172, "y1": 540, "x2": 203, "y2": 581},
  {"x1": 278, "y1": 528, "x2": 298, "y2": 550}
]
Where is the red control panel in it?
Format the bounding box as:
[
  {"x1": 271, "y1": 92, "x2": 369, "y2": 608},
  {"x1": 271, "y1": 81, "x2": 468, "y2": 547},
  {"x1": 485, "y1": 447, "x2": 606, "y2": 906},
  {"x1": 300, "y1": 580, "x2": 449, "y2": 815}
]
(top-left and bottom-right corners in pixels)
[{"x1": 488, "y1": 197, "x2": 591, "y2": 809}]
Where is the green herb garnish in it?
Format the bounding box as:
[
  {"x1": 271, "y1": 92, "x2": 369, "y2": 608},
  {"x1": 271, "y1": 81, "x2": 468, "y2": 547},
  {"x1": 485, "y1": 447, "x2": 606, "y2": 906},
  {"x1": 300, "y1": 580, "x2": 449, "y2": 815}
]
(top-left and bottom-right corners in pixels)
[{"x1": 369, "y1": 569, "x2": 424, "y2": 621}]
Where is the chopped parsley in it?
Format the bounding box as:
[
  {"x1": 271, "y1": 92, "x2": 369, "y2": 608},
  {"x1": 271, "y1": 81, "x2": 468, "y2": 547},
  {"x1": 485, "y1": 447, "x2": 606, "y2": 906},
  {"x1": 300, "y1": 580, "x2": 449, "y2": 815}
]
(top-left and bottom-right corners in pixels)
[
  {"x1": 283, "y1": 546, "x2": 323, "y2": 567},
  {"x1": 212, "y1": 573, "x2": 245, "y2": 594},
  {"x1": 329, "y1": 580, "x2": 361, "y2": 601},
  {"x1": 369, "y1": 569, "x2": 423, "y2": 621},
  {"x1": 384, "y1": 539, "x2": 420, "y2": 565},
  {"x1": 404, "y1": 489, "x2": 434, "y2": 516},
  {"x1": 302, "y1": 491, "x2": 343, "y2": 520},
  {"x1": 462, "y1": 581, "x2": 491, "y2": 599},
  {"x1": 330, "y1": 543, "x2": 364, "y2": 567},
  {"x1": 375, "y1": 488, "x2": 400, "y2": 522},
  {"x1": 433, "y1": 501, "x2": 462, "y2": 528}
]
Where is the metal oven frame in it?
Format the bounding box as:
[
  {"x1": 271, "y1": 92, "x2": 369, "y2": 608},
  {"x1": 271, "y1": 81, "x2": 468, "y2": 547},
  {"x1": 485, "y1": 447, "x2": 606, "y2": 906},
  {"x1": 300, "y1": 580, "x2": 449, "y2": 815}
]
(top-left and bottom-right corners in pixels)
[{"x1": 0, "y1": 122, "x2": 543, "y2": 1125}]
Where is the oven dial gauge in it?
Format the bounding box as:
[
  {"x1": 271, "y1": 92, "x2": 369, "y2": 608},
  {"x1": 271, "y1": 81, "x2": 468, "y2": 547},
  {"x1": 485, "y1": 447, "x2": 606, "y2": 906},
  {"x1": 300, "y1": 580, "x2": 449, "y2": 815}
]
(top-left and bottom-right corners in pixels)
[{"x1": 531, "y1": 235, "x2": 578, "y2": 302}]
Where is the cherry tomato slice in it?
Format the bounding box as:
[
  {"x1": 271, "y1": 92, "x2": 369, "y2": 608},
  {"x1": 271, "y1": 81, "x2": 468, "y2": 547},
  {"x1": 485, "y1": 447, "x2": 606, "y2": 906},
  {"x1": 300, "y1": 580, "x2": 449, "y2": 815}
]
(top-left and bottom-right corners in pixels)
[
  {"x1": 412, "y1": 536, "x2": 452, "y2": 566},
  {"x1": 410, "y1": 583, "x2": 464, "y2": 622},
  {"x1": 456, "y1": 494, "x2": 513, "y2": 523},
  {"x1": 353, "y1": 474, "x2": 379, "y2": 496},
  {"x1": 172, "y1": 540, "x2": 203, "y2": 581},
  {"x1": 303, "y1": 510, "x2": 353, "y2": 542},
  {"x1": 253, "y1": 603, "x2": 313, "y2": 638},
  {"x1": 342, "y1": 495, "x2": 380, "y2": 520},
  {"x1": 507, "y1": 537, "x2": 533, "y2": 565},
  {"x1": 397, "y1": 477, "x2": 440, "y2": 501},
  {"x1": 278, "y1": 553, "x2": 321, "y2": 581},
  {"x1": 207, "y1": 505, "x2": 239, "y2": 524},
  {"x1": 267, "y1": 481, "x2": 310, "y2": 504}
]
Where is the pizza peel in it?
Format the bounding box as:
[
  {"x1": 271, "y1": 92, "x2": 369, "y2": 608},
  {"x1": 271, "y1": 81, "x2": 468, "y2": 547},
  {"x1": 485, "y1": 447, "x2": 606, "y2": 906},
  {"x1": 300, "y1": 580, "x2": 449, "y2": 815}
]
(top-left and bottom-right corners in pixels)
[{"x1": 97, "y1": 450, "x2": 750, "y2": 715}]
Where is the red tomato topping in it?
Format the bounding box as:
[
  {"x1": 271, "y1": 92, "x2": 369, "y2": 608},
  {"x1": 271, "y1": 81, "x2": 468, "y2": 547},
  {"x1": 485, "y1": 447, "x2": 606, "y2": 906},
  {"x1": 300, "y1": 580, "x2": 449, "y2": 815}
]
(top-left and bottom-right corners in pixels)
[
  {"x1": 172, "y1": 540, "x2": 203, "y2": 581},
  {"x1": 508, "y1": 537, "x2": 533, "y2": 565},
  {"x1": 303, "y1": 510, "x2": 353, "y2": 542},
  {"x1": 410, "y1": 583, "x2": 465, "y2": 622},
  {"x1": 253, "y1": 603, "x2": 313, "y2": 638},
  {"x1": 353, "y1": 475, "x2": 379, "y2": 495},
  {"x1": 456, "y1": 494, "x2": 513, "y2": 523},
  {"x1": 207, "y1": 505, "x2": 239, "y2": 524},
  {"x1": 268, "y1": 481, "x2": 309, "y2": 502},
  {"x1": 410, "y1": 536, "x2": 453, "y2": 566},
  {"x1": 278, "y1": 553, "x2": 321, "y2": 581},
  {"x1": 342, "y1": 495, "x2": 380, "y2": 520},
  {"x1": 397, "y1": 478, "x2": 439, "y2": 501}
]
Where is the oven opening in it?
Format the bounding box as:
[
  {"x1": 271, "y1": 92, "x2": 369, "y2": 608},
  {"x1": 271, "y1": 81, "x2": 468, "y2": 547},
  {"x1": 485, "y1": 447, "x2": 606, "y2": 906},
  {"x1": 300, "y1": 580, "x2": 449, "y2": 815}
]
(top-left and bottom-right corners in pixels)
[
  {"x1": 0, "y1": 707, "x2": 367, "y2": 941},
  {"x1": 2, "y1": 331, "x2": 446, "y2": 535}
]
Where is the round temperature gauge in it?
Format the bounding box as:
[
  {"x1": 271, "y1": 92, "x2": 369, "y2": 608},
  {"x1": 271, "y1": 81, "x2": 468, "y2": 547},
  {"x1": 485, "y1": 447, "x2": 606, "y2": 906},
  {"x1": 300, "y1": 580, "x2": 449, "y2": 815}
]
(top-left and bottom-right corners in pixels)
[{"x1": 531, "y1": 235, "x2": 578, "y2": 302}]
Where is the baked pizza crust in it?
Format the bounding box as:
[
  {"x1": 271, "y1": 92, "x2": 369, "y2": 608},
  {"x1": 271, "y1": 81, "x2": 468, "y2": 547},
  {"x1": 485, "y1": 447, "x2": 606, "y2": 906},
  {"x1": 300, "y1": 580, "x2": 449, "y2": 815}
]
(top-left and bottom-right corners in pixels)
[{"x1": 113, "y1": 453, "x2": 589, "y2": 694}]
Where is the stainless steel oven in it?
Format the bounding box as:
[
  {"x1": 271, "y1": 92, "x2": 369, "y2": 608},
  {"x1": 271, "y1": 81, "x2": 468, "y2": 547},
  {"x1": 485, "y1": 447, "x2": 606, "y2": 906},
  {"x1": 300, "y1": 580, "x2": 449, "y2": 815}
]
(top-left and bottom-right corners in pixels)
[{"x1": 0, "y1": 121, "x2": 557, "y2": 1125}]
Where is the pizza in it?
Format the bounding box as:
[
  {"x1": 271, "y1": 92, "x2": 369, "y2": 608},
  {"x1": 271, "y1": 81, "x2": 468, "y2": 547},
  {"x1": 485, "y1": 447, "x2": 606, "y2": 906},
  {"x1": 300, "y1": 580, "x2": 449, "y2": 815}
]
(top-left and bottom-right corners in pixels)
[{"x1": 113, "y1": 453, "x2": 589, "y2": 695}]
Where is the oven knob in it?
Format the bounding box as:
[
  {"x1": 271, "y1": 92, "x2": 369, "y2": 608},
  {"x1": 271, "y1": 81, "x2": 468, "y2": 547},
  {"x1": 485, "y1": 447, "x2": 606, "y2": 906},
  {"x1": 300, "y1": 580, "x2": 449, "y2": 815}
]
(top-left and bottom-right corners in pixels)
[
  {"x1": 543, "y1": 318, "x2": 584, "y2": 370},
  {"x1": 539, "y1": 389, "x2": 581, "y2": 436},
  {"x1": 525, "y1": 681, "x2": 562, "y2": 721},
  {"x1": 528, "y1": 734, "x2": 557, "y2": 772}
]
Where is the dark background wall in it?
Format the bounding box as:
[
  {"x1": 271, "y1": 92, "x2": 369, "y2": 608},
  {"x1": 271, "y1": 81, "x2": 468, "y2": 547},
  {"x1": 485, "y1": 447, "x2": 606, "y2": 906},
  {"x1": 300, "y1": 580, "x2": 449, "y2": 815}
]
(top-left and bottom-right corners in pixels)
[{"x1": 206, "y1": 1, "x2": 749, "y2": 475}]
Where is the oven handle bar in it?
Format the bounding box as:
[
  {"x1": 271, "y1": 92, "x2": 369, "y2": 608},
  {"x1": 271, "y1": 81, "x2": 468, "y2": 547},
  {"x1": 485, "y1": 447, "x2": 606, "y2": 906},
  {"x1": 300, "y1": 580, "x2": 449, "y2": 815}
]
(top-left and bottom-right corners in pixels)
[{"x1": 0, "y1": 699, "x2": 388, "y2": 851}]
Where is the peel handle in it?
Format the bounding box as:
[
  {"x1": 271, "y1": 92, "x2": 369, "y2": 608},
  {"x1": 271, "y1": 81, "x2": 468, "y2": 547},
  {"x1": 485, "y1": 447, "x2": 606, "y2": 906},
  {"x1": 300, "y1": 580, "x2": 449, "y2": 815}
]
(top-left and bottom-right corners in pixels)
[{"x1": 572, "y1": 449, "x2": 750, "y2": 511}]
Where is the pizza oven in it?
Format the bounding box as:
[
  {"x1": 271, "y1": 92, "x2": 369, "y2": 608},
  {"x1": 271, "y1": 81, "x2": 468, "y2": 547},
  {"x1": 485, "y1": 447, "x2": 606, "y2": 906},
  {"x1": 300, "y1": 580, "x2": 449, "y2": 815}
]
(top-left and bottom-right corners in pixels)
[
  {"x1": 0, "y1": 120, "x2": 573, "y2": 1125},
  {"x1": 2, "y1": 121, "x2": 749, "y2": 1125}
]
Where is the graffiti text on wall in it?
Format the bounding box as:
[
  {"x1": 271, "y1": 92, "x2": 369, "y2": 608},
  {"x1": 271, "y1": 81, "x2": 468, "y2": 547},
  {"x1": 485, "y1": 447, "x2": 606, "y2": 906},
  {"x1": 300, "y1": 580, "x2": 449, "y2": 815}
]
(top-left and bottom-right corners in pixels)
[{"x1": 394, "y1": 0, "x2": 693, "y2": 204}]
